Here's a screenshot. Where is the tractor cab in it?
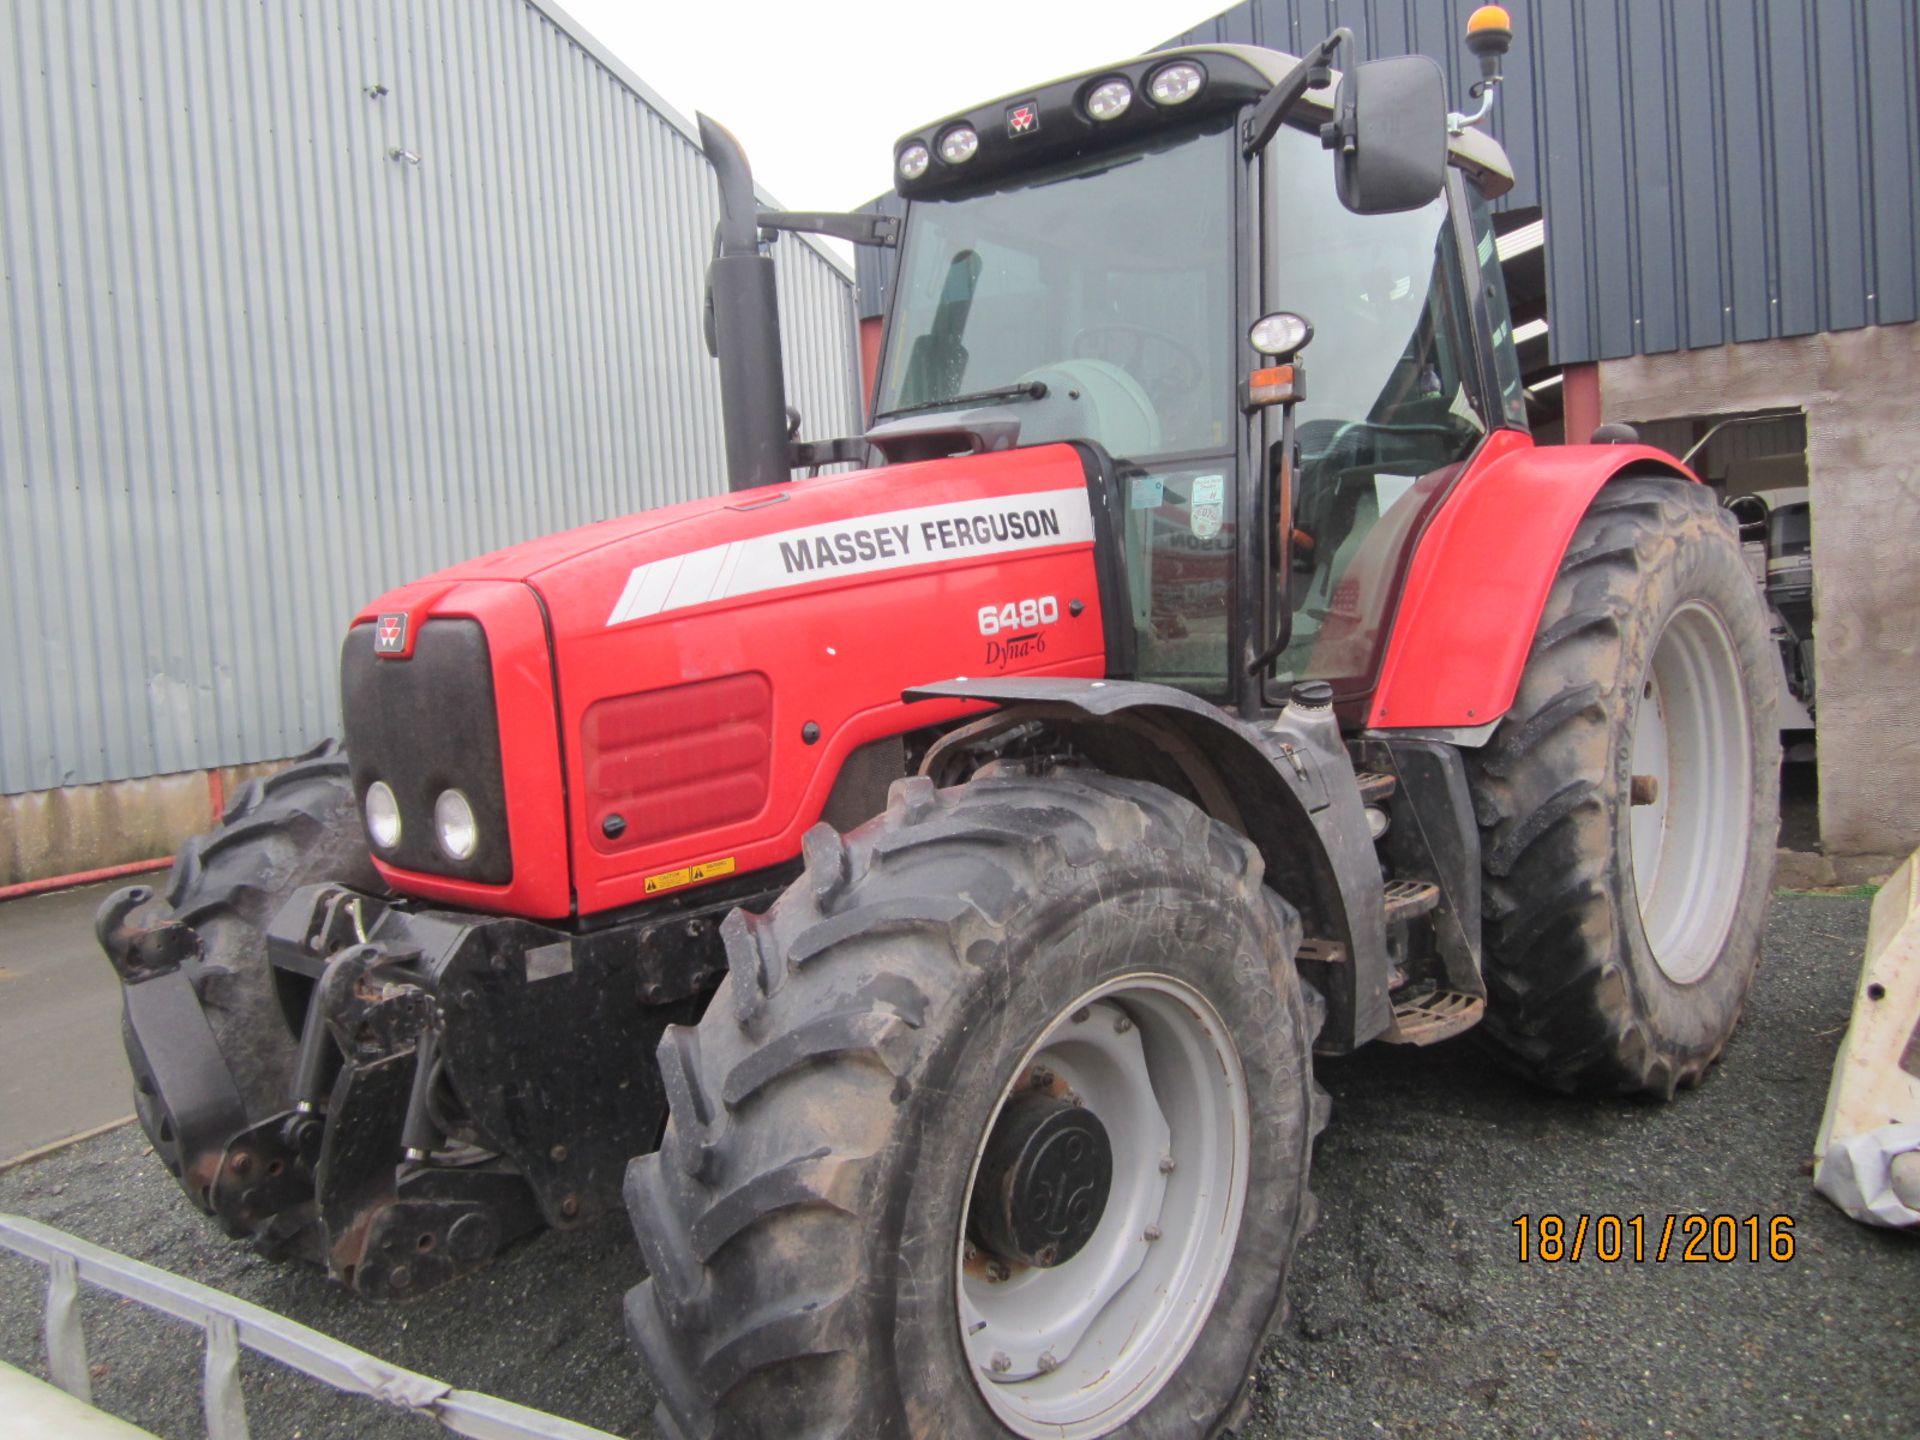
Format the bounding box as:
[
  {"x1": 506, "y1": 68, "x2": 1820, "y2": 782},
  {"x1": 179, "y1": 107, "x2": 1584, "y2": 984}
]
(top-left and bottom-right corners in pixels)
[{"x1": 865, "y1": 40, "x2": 1529, "y2": 718}]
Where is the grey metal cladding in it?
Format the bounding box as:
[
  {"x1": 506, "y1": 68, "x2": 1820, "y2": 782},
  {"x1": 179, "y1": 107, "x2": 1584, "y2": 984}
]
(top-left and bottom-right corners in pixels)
[
  {"x1": 1159, "y1": 0, "x2": 1920, "y2": 365},
  {"x1": 0, "y1": 0, "x2": 860, "y2": 795}
]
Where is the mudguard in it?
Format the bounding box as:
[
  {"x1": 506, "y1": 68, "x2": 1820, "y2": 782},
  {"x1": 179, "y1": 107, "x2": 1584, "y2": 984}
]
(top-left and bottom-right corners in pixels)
[
  {"x1": 905, "y1": 675, "x2": 1393, "y2": 1050},
  {"x1": 1368, "y1": 437, "x2": 1696, "y2": 731}
]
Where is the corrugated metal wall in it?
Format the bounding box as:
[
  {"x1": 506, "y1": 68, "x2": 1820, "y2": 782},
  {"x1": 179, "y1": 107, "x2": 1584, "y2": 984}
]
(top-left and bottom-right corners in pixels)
[
  {"x1": 1161, "y1": 0, "x2": 1920, "y2": 364},
  {"x1": 856, "y1": 2, "x2": 1920, "y2": 362},
  {"x1": 0, "y1": 0, "x2": 861, "y2": 795}
]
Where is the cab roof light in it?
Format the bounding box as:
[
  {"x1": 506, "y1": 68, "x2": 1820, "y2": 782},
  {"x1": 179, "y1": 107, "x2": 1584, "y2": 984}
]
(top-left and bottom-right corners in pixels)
[
  {"x1": 1086, "y1": 78, "x2": 1133, "y2": 122},
  {"x1": 938, "y1": 126, "x2": 980, "y2": 165},
  {"x1": 1148, "y1": 61, "x2": 1205, "y2": 106}
]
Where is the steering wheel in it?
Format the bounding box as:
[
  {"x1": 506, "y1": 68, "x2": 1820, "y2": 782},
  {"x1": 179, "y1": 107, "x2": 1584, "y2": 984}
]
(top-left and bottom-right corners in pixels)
[{"x1": 1070, "y1": 324, "x2": 1205, "y2": 409}]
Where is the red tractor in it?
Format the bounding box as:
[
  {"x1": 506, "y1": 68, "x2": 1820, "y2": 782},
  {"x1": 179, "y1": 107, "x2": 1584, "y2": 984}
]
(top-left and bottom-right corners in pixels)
[{"x1": 97, "y1": 12, "x2": 1777, "y2": 1437}]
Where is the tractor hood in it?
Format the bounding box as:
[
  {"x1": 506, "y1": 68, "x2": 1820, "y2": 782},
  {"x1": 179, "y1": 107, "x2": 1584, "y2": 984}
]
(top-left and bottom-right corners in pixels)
[{"x1": 346, "y1": 445, "x2": 1124, "y2": 918}]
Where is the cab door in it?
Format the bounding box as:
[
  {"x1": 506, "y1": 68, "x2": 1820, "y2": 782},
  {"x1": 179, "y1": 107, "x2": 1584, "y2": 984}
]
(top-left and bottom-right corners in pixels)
[{"x1": 1254, "y1": 129, "x2": 1524, "y2": 712}]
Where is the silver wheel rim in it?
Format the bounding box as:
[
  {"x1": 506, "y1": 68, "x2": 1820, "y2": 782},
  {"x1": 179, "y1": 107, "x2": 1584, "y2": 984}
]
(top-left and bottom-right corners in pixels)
[
  {"x1": 1629, "y1": 600, "x2": 1752, "y2": 983},
  {"x1": 956, "y1": 974, "x2": 1249, "y2": 1439}
]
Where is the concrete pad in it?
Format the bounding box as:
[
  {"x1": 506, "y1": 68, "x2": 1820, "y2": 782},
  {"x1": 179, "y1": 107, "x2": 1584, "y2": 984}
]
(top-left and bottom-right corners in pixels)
[
  {"x1": 0, "y1": 881, "x2": 134, "y2": 1163},
  {"x1": 0, "y1": 1361, "x2": 160, "y2": 1437},
  {"x1": 1776, "y1": 847, "x2": 1903, "y2": 892}
]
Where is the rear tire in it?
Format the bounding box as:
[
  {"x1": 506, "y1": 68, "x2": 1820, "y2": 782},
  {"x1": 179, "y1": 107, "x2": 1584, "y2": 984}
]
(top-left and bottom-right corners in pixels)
[
  {"x1": 107, "y1": 740, "x2": 382, "y2": 1118},
  {"x1": 624, "y1": 770, "x2": 1325, "y2": 1439},
  {"x1": 1465, "y1": 477, "x2": 1779, "y2": 1096}
]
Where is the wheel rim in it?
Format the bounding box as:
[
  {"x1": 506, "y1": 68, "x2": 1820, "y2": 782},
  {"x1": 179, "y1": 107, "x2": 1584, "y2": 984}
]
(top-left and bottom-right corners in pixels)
[
  {"x1": 1629, "y1": 601, "x2": 1752, "y2": 983},
  {"x1": 956, "y1": 974, "x2": 1250, "y2": 1439}
]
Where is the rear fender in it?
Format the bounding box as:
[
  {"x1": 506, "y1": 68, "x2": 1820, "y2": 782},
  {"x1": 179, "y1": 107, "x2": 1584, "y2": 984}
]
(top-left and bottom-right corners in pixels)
[
  {"x1": 1368, "y1": 442, "x2": 1697, "y2": 730},
  {"x1": 906, "y1": 676, "x2": 1392, "y2": 1051}
]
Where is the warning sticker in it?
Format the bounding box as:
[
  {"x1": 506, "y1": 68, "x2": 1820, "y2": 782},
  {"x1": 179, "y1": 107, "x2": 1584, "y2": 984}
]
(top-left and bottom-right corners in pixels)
[
  {"x1": 643, "y1": 856, "x2": 738, "y2": 895},
  {"x1": 1130, "y1": 475, "x2": 1165, "y2": 509}
]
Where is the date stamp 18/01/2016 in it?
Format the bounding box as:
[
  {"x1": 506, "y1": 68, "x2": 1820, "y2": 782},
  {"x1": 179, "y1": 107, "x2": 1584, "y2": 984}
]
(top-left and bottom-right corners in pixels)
[{"x1": 1512, "y1": 1214, "x2": 1797, "y2": 1263}]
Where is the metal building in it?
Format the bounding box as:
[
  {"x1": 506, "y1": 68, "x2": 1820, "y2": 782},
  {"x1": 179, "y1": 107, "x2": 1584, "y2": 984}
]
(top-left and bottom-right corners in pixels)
[
  {"x1": 1159, "y1": 0, "x2": 1920, "y2": 370},
  {"x1": 852, "y1": 0, "x2": 1920, "y2": 866},
  {"x1": 1, "y1": 0, "x2": 862, "y2": 885}
]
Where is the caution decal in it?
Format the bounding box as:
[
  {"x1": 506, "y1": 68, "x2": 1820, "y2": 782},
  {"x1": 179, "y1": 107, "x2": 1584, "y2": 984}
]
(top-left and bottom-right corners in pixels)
[{"x1": 643, "y1": 856, "x2": 738, "y2": 896}]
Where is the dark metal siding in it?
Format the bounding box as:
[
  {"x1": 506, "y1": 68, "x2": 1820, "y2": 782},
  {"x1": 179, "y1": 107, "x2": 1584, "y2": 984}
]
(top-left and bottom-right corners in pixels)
[
  {"x1": 1160, "y1": 0, "x2": 1920, "y2": 365},
  {"x1": 856, "y1": 1, "x2": 1920, "y2": 363}
]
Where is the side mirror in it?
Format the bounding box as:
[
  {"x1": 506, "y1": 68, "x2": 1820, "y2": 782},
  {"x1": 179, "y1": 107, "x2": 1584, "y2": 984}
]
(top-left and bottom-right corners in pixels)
[{"x1": 1323, "y1": 55, "x2": 1448, "y2": 215}]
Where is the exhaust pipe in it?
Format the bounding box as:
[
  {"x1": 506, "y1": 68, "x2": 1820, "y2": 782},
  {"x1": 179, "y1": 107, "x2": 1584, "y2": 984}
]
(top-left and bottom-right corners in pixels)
[{"x1": 697, "y1": 114, "x2": 791, "y2": 491}]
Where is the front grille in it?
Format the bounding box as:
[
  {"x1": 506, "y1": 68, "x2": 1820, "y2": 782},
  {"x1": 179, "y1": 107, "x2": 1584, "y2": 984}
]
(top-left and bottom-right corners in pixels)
[{"x1": 341, "y1": 618, "x2": 513, "y2": 884}]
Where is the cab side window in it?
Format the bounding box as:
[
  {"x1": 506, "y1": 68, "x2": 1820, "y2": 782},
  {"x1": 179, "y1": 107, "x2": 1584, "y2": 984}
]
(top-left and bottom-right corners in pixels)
[
  {"x1": 1263, "y1": 128, "x2": 1486, "y2": 687},
  {"x1": 1467, "y1": 186, "x2": 1531, "y2": 431}
]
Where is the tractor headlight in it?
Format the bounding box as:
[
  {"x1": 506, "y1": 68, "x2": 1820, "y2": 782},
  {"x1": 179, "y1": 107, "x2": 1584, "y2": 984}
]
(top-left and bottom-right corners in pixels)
[
  {"x1": 939, "y1": 126, "x2": 979, "y2": 165},
  {"x1": 364, "y1": 781, "x2": 402, "y2": 850},
  {"x1": 1086, "y1": 79, "x2": 1133, "y2": 121},
  {"x1": 434, "y1": 788, "x2": 479, "y2": 862},
  {"x1": 1250, "y1": 310, "x2": 1315, "y2": 358},
  {"x1": 898, "y1": 142, "x2": 930, "y2": 180},
  {"x1": 1148, "y1": 61, "x2": 1205, "y2": 106}
]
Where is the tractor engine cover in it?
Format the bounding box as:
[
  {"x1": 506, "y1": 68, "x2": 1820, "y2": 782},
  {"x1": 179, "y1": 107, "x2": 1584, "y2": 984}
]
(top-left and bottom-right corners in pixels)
[{"x1": 347, "y1": 442, "x2": 1127, "y2": 922}]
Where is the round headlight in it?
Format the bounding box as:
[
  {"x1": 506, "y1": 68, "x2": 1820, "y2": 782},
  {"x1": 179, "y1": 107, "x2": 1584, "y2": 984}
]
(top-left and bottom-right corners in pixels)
[
  {"x1": 364, "y1": 781, "x2": 401, "y2": 850},
  {"x1": 1149, "y1": 61, "x2": 1205, "y2": 106},
  {"x1": 1087, "y1": 79, "x2": 1133, "y2": 122},
  {"x1": 1249, "y1": 310, "x2": 1315, "y2": 358},
  {"x1": 434, "y1": 788, "x2": 478, "y2": 862},
  {"x1": 938, "y1": 126, "x2": 979, "y2": 165},
  {"x1": 898, "y1": 142, "x2": 931, "y2": 180}
]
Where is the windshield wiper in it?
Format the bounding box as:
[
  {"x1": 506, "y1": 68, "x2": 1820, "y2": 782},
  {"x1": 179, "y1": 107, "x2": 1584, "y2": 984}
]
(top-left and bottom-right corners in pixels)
[{"x1": 872, "y1": 380, "x2": 1048, "y2": 422}]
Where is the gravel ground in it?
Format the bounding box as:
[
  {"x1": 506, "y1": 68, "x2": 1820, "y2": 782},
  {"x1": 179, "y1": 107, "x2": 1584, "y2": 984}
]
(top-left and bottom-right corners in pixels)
[{"x1": 2, "y1": 892, "x2": 1915, "y2": 1439}]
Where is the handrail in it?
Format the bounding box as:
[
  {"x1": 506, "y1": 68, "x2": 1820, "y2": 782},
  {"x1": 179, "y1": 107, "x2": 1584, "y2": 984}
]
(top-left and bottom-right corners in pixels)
[{"x1": 0, "y1": 1213, "x2": 621, "y2": 1440}]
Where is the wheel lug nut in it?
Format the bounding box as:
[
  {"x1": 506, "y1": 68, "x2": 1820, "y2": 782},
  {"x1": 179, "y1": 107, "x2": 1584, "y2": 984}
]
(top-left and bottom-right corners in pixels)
[
  {"x1": 1113, "y1": 1013, "x2": 1133, "y2": 1033},
  {"x1": 1036, "y1": 1350, "x2": 1059, "y2": 1373},
  {"x1": 986, "y1": 1259, "x2": 1010, "y2": 1282},
  {"x1": 1159, "y1": 1155, "x2": 1177, "y2": 1174},
  {"x1": 990, "y1": 1351, "x2": 1012, "y2": 1373},
  {"x1": 1030, "y1": 1066, "x2": 1054, "y2": 1091},
  {"x1": 1071, "y1": 1008, "x2": 1091, "y2": 1023},
  {"x1": 1142, "y1": 1225, "x2": 1163, "y2": 1242}
]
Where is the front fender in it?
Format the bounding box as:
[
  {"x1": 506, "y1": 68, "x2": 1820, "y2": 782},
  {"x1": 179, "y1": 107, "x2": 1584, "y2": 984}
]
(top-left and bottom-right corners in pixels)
[
  {"x1": 1368, "y1": 439, "x2": 1696, "y2": 730},
  {"x1": 905, "y1": 675, "x2": 1392, "y2": 1050}
]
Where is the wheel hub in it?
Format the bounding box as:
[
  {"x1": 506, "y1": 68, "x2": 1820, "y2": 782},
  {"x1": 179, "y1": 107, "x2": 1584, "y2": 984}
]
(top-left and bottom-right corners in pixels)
[
  {"x1": 971, "y1": 1092, "x2": 1113, "y2": 1268},
  {"x1": 1630, "y1": 600, "x2": 1753, "y2": 983},
  {"x1": 957, "y1": 984, "x2": 1250, "y2": 1438}
]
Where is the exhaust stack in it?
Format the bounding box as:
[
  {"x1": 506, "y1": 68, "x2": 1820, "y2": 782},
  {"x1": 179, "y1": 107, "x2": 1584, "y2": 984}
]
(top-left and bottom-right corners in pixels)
[{"x1": 697, "y1": 114, "x2": 791, "y2": 491}]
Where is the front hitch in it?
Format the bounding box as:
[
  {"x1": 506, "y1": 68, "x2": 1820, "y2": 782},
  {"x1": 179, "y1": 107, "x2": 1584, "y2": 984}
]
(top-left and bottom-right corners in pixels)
[{"x1": 103, "y1": 877, "x2": 736, "y2": 1298}]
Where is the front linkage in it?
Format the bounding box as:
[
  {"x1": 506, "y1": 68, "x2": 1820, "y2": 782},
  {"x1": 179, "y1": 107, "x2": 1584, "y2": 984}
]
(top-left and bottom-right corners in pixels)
[{"x1": 96, "y1": 878, "x2": 749, "y2": 1298}]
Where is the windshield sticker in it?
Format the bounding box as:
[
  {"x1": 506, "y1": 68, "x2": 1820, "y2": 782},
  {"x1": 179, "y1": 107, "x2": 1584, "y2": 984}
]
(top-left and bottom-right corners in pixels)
[
  {"x1": 1191, "y1": 503, "x2": 1223, "y2": 541},
  {"x1": 606, "y1": 489, "x2": 1096, "y2": 627},
  {"x1": 1130, "y1": 475, "x2": 1165, "y2": 510},
  {"x1": 1190, "y1": 474, "x2": 1225, "y2": 507}
]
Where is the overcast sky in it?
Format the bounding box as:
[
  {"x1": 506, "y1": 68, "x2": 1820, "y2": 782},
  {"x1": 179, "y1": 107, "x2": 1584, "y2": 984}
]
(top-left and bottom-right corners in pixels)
[{"x1": 553, "y1": 0, "x2": 1229, "y2": 215}]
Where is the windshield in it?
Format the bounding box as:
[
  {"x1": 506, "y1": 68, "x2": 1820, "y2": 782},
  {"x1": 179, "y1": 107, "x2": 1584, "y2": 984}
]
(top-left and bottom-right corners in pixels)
[{"x1": 874, "y1": 120, "x2": 1236, "y2": 465}]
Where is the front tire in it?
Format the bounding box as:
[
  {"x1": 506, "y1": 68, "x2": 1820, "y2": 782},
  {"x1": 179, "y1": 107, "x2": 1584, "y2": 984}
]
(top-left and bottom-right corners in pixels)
[
  {"x1": 624, "y1": 770, "x2": 1324, "y2": 1439},
  {"x1": 106, "y1": 740, "x2": 382, "y2": 1119},
  {"x1": 1465, "y1": 477, "x2": 1780, "y2": 1096}
]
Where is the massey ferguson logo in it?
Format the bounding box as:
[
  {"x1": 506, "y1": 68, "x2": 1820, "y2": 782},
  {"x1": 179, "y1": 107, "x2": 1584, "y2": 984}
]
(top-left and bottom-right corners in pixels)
[
  {"x1": 374, "y1": 612, "x2": 409, "y2": 655},
  {"x1": 1007, "y1": 101, "x2": 1039, "y2": 137}
]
